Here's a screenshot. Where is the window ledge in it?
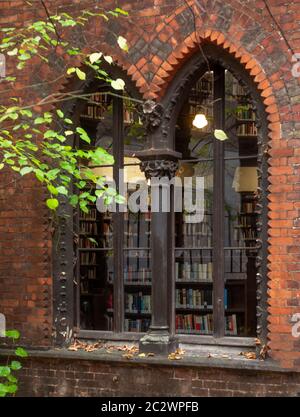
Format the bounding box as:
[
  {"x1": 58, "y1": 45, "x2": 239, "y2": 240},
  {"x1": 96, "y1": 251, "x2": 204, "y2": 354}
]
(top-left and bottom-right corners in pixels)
[{"x1": 0, "y1": 346, "x2": 290, "y2": 374}]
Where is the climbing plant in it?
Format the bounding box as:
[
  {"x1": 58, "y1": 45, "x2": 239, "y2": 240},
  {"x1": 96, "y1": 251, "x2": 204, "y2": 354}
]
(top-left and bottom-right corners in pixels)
[{"x1": 0, "y1": 4, "x2": 130, "y2": 213}]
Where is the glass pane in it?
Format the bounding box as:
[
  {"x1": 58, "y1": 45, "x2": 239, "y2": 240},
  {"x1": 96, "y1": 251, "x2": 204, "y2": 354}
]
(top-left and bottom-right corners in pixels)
[
  {"x1": 124, "y1": 249, "x2": 151, "y2": 333},
  {"x1": 175, "y1": 161, "x2": 213, "y2": 248},
  {"x1": 176, "y1": 71, "x2": 214, "y2": 159},
  {"x1": 225, "y1": 249, "x2": 257, "y2": 336},
  {"x1": 175, "y1": 159, "x2": 213, "y2": 335},
  {"x1": 79, "y1": 246, "x2": 114, "y2": 331},
  {"x1": 123, "y1": 170, "x2": 151, "y2": 332},
  {"x1": 225, "y1": 71, "x2": 258, "y2": 158},
  {"x1": 80, "y1": 90, "x2": 113, "y2": 153},
  {"x1": 78, "y1": 90, "x2": 115, "y2": 331},
  {"x1": 123, "y1": 92, "x2": 146, "y2": 158},
  {"x1": 224, "y1": 156, "x2": 258, "y2": 337},
  {"x1": 224, "y1": 159, "x2": 258, "y2": 248}
]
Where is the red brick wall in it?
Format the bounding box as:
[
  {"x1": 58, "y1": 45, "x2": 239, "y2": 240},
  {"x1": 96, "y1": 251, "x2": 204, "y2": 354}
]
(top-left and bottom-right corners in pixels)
[
  {"x1": 0, "y1": 0, "x2": 300, "y2": 371},
  {"x1": 16, "y1": 356, "x2": 300, "y2": 397}
]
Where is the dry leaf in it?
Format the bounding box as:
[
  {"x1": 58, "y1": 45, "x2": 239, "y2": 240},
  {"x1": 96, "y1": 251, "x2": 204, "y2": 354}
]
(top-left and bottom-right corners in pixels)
[
  {"x1": 138, "y1": 353, "x2": 146, "y2": 358},
  {"x1": 147, "y1": 352, "x2": 155, "y2": 357},
  {"x1": 168, "y1": 353, "x2": 182, "y2": 361},
  {"x1": 241, "y1": 351, "x2": 257, "y2": 360},
  {"x1": 122, "y1": 353, "x2": 133, "y2": 360}
]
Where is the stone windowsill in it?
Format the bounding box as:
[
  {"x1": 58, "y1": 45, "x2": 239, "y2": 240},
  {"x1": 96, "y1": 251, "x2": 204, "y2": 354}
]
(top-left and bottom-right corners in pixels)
[{"x1": 0, "y1": 343, "x2": 291, "y2": 374}]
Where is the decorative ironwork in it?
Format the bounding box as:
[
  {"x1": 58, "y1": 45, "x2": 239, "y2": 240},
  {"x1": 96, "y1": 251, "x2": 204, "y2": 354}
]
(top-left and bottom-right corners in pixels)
[
  {"x1": 141, "y1": 100, "x2": 164, "y2": 132},
  {"x1": 140, "y1": 159, "x2": 179, "y2": 180}
]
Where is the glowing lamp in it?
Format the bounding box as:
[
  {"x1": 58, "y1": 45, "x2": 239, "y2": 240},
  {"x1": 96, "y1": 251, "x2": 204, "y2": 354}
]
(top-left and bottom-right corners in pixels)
[{"x1": 192, "y1": 113, "x2": 208, "y2": 129}]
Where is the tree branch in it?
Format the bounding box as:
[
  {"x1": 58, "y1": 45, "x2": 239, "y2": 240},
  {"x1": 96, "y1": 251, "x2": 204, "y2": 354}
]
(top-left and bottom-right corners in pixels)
[{"x1": 40, "y1": 0, "x2": 62, "y2": 43}]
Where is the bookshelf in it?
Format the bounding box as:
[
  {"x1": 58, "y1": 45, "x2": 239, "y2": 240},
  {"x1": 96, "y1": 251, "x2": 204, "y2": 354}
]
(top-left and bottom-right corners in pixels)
[
  {"x1": 78, "y1": 203, "x2": 114, "y2": 331},
  {"x1": 123, "y1": 186, "x2": 152, "y2": 333}
]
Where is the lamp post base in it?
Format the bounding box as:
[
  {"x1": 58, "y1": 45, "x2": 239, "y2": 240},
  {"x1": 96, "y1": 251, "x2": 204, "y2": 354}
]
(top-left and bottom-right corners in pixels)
[{"x1": 139, "y1": 327, "x2": 178, "y2": 355}]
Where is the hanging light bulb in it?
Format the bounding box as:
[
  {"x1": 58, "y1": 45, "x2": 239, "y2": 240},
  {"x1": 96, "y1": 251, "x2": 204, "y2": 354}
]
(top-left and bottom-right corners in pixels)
[{"x1": 192, "y1": 113, "x2": 208, "y2": 129}]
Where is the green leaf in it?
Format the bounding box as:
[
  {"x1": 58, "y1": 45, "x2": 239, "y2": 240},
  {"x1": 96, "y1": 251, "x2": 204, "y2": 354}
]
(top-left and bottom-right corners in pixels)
[
  {"x1": 20, "y1": 109, "x2": 32, "y2": 117},
  {"x1": 15, "y1": 347, "x2": 28, "y2": 358},
  {"x1": 115, "y1": 194, "x2": 126, "y2": 204},
  {"x1": 44, "y1": 130, "x2": 56, "y2": 139},
  {"x1": 56, "y1": 186, "x2": 68, "y2": 196},
  {"x1": 104, "y1": 55, "x2": 113, "y2": 64},
  {"x1": 214, "y1": 129, "x2": 228, "y2": 141},
  {"x1": 7, "y1": 375, "x2": 18, "y2": 383},
  {"x1": 47, "y1": 184, "x2": 58, "y2": 195},
  {"x1": 117, "y1": 36, "x2": 128, "y2": 52},
  {"x1": 7, "y1": 48, "x2": 18, "y2": 56},
  {"x1": 114, "y1": 8, "x2": 129, "y2": 16},
  {"x1": 46, "y1": 198, "x2": 59, "y2": 210},
  {"x1": 89, "y1": 52, "x2": 102, "y2": 64},
  {"x1": 56, "y1": 109, "x2": 64, "y2": 118},
  {"x1": 75, "y1": 68, "x2": 86, "y2": 80},
  {"x1": 0, "y1": 367, "x2": 11, "y2": 377},
  {"x1": 5, "y1": 384, "x2": 17, "y2": 394},
  {"x1": 95, "y1": 189, "x2": 104, "y2": 198},
  {"x1": 18, "y1": 53, "x2": 31, "y2": 61},
  {"x1": 34, "y1": 169, "x2": 45, "y2": 182},
  {"x1": 0, "y1": 163, "x2": 4, "y2": 170},
  {"x1": 111, "y1": 78, "x2": 125, "y2": 90},
  {"x1": 10, "y1": 361, "x2": 22, "y2": 371},
  {"x1": 67, "y1": 67, "x2": 76, "y2": 75},
  {"x1": 76, "y1": 127, "x2": 90, "y2": 144},
  {"x1": 5, "y1": 330, "x2": 20, "y2": 340},
  {"x1": 34, "y1": 117, "x2": 45, "y2": 125},
  {"x1": 20, "y1": 166, "x2": 33, "y2": 176},
  {"x1": 87, "y1": 238, "x2": 98, "y2": 246},
  {"x1": 69, "y1": 194, "x2": 79, "y2": 206}
]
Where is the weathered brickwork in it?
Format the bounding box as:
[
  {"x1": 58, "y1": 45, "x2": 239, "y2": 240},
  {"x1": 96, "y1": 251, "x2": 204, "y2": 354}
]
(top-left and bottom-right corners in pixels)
[
  {"x1": 0, "y1": 0, "x2": 300, "y2": 384},
  {"x1": 16, "y1": 356, "x2": 300, "y2": 397}
]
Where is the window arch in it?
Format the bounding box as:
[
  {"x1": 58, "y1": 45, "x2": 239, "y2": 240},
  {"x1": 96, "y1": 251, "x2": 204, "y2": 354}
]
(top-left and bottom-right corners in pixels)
[{"x1": 53, "y1": 47, "x2": 268, "y2": 348}]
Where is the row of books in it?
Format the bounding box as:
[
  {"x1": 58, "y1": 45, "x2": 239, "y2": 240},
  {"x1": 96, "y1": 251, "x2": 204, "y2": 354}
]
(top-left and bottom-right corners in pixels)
[
  {"x1": 176, "y1": 314, "x2": 213, "y2": 334},
  {"x1": 124, "y1": 318, "x2": 151, "y2": 332},
  {"x1": 237, "y1": 123, "x2": 258, "y2": 136},
  {"x1": 241, "y1": 202, "x2": 256, "y2": 213},
  {"x1": 179, "y1": 236, "x2": 212, "y2": 248},
  {"x1": 125, "y1": 293, "x2": 151, "y2": 314},
  {"x1": 81, "y1": 93, "x2": 110, "y2": 120},
  {"x1": 176, "y1": 313, "x2": 239, "y2": 335},
  {"x1": 234, "y1": 229, "x2": 257, "y2": 243},
  {"x1": 80, "y1": 252, "x2": 97, "y2": 264},
  {"x1": 80, "y1": 237, "x2": 96, "y2": 249},
  {"x1": 181, "y1": 222, "x2": 212, "y2": 236},
  {"x1": 124, "y1": 267, "x2": 151, "y2": 283},
  {"x1": 236, "y1": 107, "x2": 256, "y2": 120},
  {"x1": 225, "y1": 250, "x2": 248, "y2": 274},
  {"x1": 225, "y1": 314, "x2": 238, "y2": 335},
  {"x1": 232, "y1": 81, "x2": 246, "y2": 96},
  {"x1": 80, "y1": 208, "x2": 98, "y2": 221},
  {"x1": 81, "y1": 268, "x2": 97, "y2": 280},
  {"x1": 80, "y1": 221, "x2": 98, "y2": 235},
  {"x1": 194, "y1": 77, "x2": 213, "y2": 93},
  {"x1": 176, "y1": 289, "x2": 213, "y2": 309},
  {"x1": 175, "y1": 262, "x2": 213, "y2": 282}
]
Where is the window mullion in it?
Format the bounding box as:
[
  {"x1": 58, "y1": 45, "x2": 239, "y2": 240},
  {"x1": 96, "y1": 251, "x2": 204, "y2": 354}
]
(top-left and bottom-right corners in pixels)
[
  {"x1": 113, "y1": 94, "x2": 124, "y2": 333},
  {"x1": 213, "y1": 66, "x2": 225, "y2": 338}
]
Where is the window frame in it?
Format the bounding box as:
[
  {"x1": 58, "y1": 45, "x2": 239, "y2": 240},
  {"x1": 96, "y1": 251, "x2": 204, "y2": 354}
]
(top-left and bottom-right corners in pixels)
[{"x1": 53, "y1": 46, "x2": 269, "y2": 349}]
